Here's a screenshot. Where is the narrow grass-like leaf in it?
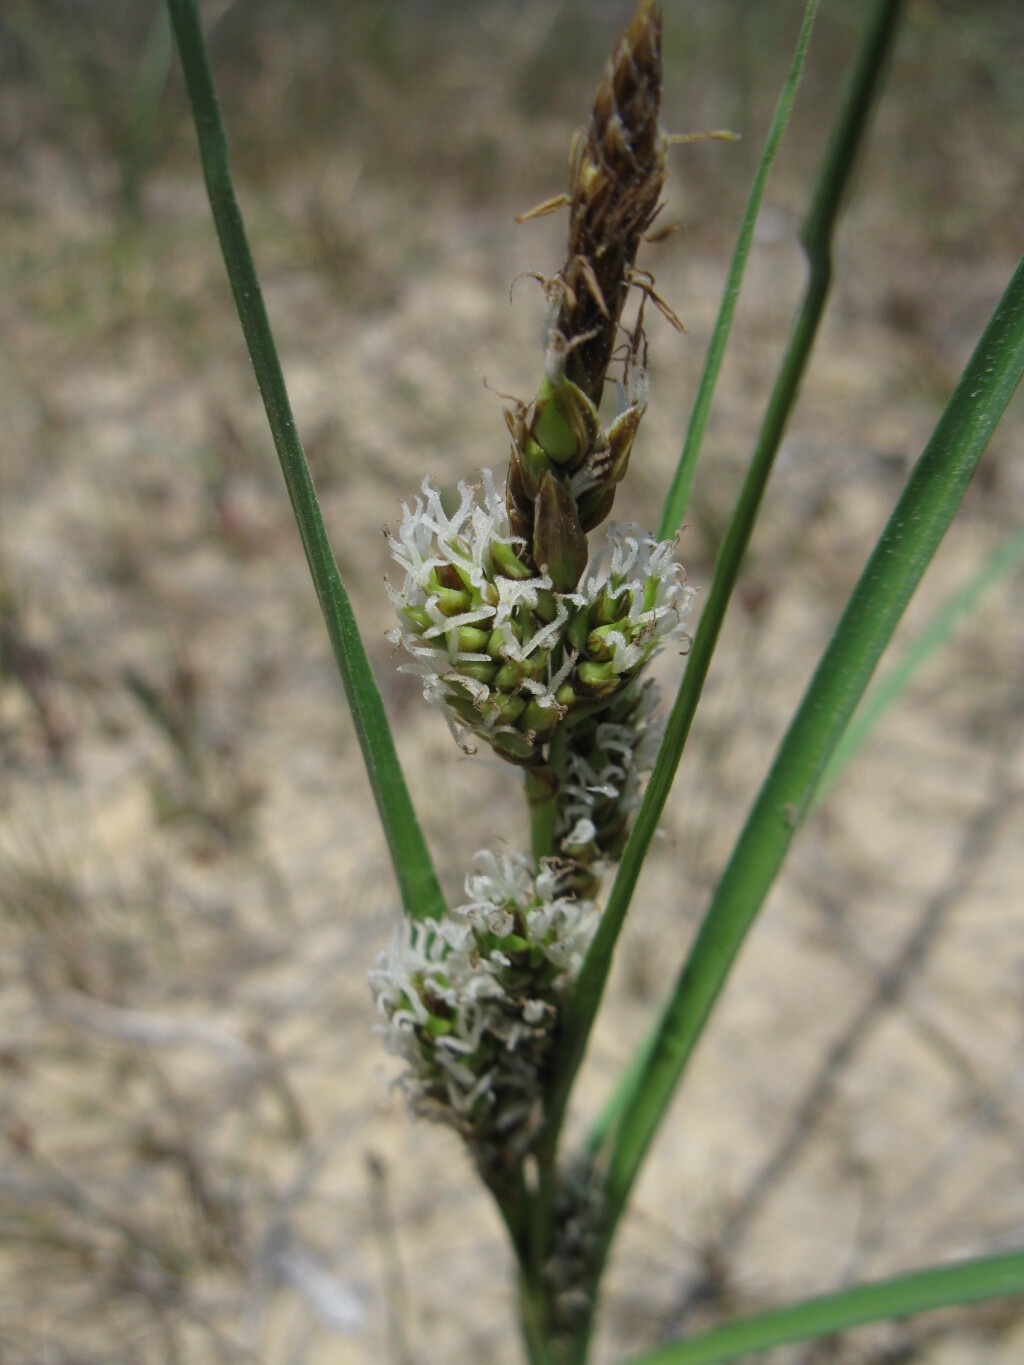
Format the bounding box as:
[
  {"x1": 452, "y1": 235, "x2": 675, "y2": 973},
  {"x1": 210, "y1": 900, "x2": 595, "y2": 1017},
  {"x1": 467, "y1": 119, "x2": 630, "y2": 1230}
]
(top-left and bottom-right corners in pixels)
[
  {"x1": 125, "y1": 8, "x2": 173, "y2": 213},
  {"x1": 588, "y1": 524, "x2": 1024, "y2": 1156},
  {"x1": 166, "y1": 0, "x2": 445, "y2": 922},
  {"x1": 603, "y1": 248, "x2": 1024, "y2": 1235},
  {"x1": 658, "y1": 0, "x2": 820, "y2": 540},
  {"x1": 814, "y1": 525, "x2": 1024, "y2": 806},
  {"x1": 621, "y1": 1247, "x2": 1024, "y2": 1365},
  {"x1": 549, "y1": 0, "x2": 905, "y2": 1169}
]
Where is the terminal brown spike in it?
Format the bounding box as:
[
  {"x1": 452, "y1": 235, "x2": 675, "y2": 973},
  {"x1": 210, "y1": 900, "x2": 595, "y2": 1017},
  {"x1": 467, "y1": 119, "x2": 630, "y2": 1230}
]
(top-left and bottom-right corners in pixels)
[{"x1": 555, "y1": 1, "x2": 666, "y2": 407}]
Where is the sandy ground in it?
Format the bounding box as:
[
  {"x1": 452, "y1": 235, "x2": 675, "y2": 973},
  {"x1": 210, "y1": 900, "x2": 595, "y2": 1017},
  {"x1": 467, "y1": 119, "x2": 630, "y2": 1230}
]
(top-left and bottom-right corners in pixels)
[{"x1": 1, "y1": 3, "x2": 1023, "y2": 1362}]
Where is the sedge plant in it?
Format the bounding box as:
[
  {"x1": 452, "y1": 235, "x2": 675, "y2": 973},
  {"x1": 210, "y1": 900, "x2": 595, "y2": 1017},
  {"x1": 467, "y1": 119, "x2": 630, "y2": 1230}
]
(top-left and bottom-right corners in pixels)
[{"x1": 166, "y1": 1, "x2": 1024, "y2": 1362}]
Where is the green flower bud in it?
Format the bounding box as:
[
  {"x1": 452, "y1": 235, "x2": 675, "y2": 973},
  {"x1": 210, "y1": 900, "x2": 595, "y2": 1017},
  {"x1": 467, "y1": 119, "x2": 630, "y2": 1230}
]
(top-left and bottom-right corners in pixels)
[
  {"x1": 534, "y1": 588, "x2": 559, "y2": 624},
  {"x1": 575, "y1": 659, "x2": 621, "y2": 697},
  {"x1": 530, "y1": 374, "x2": 600, "y2": 469},
  {"x1": 486, "y1": 627, "x2": 507, "y2": 657},
  {"x1": 590, "y1": 590, "x2": 627, "y2": 627},
  {"x1": 511, "y1": 438, "x2": 552, "y2": 502},
  {"x1": 501, "y1": 932, "x2": 531, "y2": 963},
  {"x1": 458, "y1": 659, "x2": 499, "y2": 685},
  {"x1": 521, "y1": 653, "x2": 550, "y2": 683},
  {"x1": 457, "y1": 625, "x2": 492, "y2": 653},
  {"x1": 490, "y1": 540, "x2": 534, "y2": 580},
  {"x1": 430, "y1": 581, "x2": 473, "y2": 617},
  {"x1": 519, "y1": 699, "x2": 559, "y2": 742},
  {"x1": 401, "y1": 604, "x2": 433, "y2": 632},
  {"x1": 489, "y1": 693, "x2": 528, "y2": 726},
  {"x1": 445, "y1": 693, "x2": 479, "y2": 725},
  {"x1": 533, "y1": 469, "x2": 588, "y2": 593},
  {"x1": 492, "y1": 729, "x2": 538, "y2": 763},
  {"x1": 586, "y1": 621, "x2": 628, "y2": 661},
  {"x1": 493, "y1": 660, "x2": 526, "y2": 690}
]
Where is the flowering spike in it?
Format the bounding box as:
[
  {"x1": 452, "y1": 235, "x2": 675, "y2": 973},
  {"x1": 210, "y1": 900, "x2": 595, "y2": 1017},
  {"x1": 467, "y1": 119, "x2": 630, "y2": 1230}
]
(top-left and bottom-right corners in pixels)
[
  {"x1": 554, "y1": 0, "x2": 666, "y2": 409},
  {"x1": 506, "y1": 1, "x2": 670, "y2": 560},
  {"x1": 387, "y1": 474, "x2": 691, "y2": 765},
  {"x1": 370, "y1": 849, "x2": 598, "y2": 1177},
  {"x1": 377, "y1": 3, "x2": 698, "y2": 1233}
]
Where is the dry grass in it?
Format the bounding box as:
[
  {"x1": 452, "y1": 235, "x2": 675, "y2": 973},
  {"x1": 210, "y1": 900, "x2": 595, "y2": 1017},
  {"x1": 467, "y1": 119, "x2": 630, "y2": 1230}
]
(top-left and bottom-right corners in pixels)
[{"x1": 1, "y1": 3, "x2": 1023, "y2": 1362}]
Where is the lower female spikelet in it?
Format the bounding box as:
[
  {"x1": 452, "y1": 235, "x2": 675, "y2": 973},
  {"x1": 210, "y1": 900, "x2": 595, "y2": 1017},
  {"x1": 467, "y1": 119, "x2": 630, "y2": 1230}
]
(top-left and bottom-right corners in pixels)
[{"x1": 369, "y1": 850, "x2": 597, "y2": 1176}]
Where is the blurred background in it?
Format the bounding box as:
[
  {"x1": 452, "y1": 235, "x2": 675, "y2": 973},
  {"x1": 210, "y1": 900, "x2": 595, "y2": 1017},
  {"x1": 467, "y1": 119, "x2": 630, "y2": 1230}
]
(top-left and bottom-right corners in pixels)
[{"x1": 1, "y1": 1, "x2": 1023, "y2": 1361}]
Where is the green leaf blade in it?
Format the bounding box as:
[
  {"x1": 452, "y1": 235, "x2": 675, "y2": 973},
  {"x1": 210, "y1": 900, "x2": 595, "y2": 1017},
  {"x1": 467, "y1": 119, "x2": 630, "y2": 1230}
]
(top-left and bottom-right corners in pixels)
[
  {"x1": 605, "y1": 247, "x2": 1024, "y2": 1222},
  {"x1": 815, "y1": 525, "x2": 1024, "y2": 806},
  {"x1": 166, "y1": 0, "x2": 445, "y2": 922},
  {"x1": 551, "y1": 0, "x2": 906, "y2": 1196},
  {"x1": 658, "y1": 0, "x2": 822, "y2": 541},
  {"x1": 622, "y1": 1248, "x2": 1024, "y2": 1365}
]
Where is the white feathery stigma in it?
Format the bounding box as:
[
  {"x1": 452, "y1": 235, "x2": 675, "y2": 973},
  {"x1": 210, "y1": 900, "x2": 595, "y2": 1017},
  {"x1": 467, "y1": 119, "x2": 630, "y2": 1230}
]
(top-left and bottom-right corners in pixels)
[{"x1": 370, "y1": 849, "x2": 597, "y2": 1151}]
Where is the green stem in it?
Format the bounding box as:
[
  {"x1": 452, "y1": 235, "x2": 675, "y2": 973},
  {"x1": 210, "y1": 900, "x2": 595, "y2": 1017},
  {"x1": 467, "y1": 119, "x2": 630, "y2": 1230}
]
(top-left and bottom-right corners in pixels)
[
  {"x1": 603, "y1": 243, "x2": 1024, "y2": 1299},
  {"x1": 559, "y1": 0, "x2": 904, "y2": 1201},
  {"x1": 523, "y1": 1136, "x2": 563, "y2": 1363},
  {"x1": 165, "y1": 0, "x2": 444, "y2": 922},
  {"x1": 595, "y1": 0, "x2": 907, "y2": 1230},
  {"x1": 519, "y1": 1268, "x2": 556, "y2": 1365},
  {"x1": 490, "y1": 1162, "x2": 555, "y2": 1365},
  {"x1": 659, "y1": 0, "x2": 821, "y2": 540},
  {"x1": 554, "y1": 2, "x2": 906, "y2": 1357},
  {"x1": 527, "y1": 727, "x2": 568, "y2": 864}
]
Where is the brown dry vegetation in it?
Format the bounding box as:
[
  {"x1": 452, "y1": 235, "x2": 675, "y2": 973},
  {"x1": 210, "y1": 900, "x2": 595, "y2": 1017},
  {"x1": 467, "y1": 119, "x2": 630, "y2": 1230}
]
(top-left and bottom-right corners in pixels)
[{"x1": 1, "y1": 2, "x2": 1023, "y2": 1363}]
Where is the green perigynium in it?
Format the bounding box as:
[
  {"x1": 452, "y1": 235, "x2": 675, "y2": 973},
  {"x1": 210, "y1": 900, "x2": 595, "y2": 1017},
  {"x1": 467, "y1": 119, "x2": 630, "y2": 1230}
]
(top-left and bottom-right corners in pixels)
[{"x1": 504, "y1": 348, "x2": 651, "y2": 592}]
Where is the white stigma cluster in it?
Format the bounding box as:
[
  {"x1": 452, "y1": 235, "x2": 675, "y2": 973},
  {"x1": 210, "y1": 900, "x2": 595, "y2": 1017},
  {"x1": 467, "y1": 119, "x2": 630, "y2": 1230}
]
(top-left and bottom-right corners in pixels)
[
  {"x1": 386, "y1": 474, "x2": 571, "y2": 747},
  {"x1": 558, "y1": 681, "x2": 665, "y2": 856},
  {"x1": 579, "y1": 524, "x2": 694, "y2": 675},
  {"x1": 386, "y1": 474, "x2": 692, "y2": 757},
  {"x1": 370, "y1": 849, "x2": 597, "y2": 1155}
]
